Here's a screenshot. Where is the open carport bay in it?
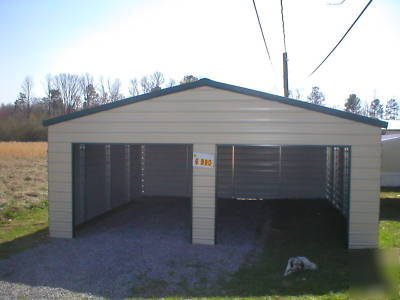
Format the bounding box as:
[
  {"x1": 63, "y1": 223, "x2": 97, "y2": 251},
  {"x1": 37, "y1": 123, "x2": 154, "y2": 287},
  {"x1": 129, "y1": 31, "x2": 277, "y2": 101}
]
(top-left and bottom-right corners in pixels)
[{"x1": 216, "y1": 145, "x2": 350, "y2": 246}]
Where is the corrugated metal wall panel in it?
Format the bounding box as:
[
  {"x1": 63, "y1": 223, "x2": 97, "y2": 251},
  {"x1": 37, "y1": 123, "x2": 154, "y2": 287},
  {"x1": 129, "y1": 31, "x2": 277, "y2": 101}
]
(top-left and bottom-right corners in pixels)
[
  {"x1": 280, "y1": 146, "x2": 326, "y2": 199},
  {"x1": 73, "y1": 144, "x2": 143, "y2": 226},
  {"x1": 110, "y1": 145, "x2": 128, "y2": 207},
  {"x1": 217, "y1": 145, "x2": 326, "y2": 200},
  {"x1": 142, "y1": 145, "x2": 191, "y2": 197},
  {"x1": 84, "y1": 144, "x2": 108, "y2": 220},
  {"x1": 234, "y1": 146, "x2": 280, "y2": 198},
  {"x1": 216, "y1": 146, "x2": 233, "y2": 199}
]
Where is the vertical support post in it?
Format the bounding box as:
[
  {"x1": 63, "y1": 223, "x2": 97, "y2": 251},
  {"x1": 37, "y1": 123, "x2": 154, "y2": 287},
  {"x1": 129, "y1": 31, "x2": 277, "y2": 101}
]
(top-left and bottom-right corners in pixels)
[
  {"x1": 105, "y1": 144, "x2": 111, "y2": 210},
  {"x1": 283, "y1": 52, "x2": 289, "y2": 97},
  {"x1": 125, "y1": 145, "x2": 131, "y2": 203},
  {"x1": 349, "y1": 145, "x2": 380, "y2": 249},
  {"x1": 79, "y1": 144, "x2": 86, "y2": 222},
  {"x1": 192, "y1": 144, "x2": 216, "y2": 245},
  {"x1": 140, "y1": 145, "x2": 145, "y2": 195},
  {"x1": 278, "y1": 146, "x2": 282, "y2": 198},
  {"x1": 325, "y1": 146, "x2": 331, "y2": 202},
  {"x1": 231, "y1": 145, "x2": 235, "y2": 199},
  {"x1": 343, "y1": 147, "x2": 350, "y2": 219}
]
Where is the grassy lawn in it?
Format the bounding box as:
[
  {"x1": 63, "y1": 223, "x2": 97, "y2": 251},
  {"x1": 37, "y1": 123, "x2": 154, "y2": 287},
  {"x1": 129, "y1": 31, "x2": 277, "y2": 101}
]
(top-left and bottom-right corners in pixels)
[
  {"x1": 0, "y1": 142, "x2": 49, "y2": 258},
  {"x1": 0, "y1": 142, "x2": 399, "y2": 299},
  {"x1": 379, "y1": 188, "x2": 400, "y2": 248},
  {"x1": 220, "y1": 199, "x2": 349, "y2": 300},
  {"x1": 0, "y1": 207, "x2": 48, "y2": 259}
]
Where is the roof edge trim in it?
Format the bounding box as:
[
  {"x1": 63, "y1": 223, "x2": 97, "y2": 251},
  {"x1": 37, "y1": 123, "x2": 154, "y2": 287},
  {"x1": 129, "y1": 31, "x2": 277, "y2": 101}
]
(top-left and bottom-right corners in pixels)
[{"x1": 43, "y1": 78, "x2": 388, "y2": 128}]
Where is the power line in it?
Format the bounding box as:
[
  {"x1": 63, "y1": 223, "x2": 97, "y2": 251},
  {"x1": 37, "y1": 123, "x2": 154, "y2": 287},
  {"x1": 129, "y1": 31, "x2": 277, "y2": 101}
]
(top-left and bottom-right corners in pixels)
[
  {"x1": 309, "y1": 0, "x2": 373, "y2": 76},
  {"x1": 252, "y1": 0, "x2": 273, "y2": 66},
  {"x1": 280, "y1": 0, "x2": 287, "y2": 53}
]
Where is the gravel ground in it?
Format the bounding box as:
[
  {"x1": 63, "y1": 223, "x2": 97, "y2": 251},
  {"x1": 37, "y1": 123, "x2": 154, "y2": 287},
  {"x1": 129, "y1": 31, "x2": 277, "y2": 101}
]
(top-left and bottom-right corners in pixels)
[{"x1": 0, "y1": 198, "x2": 269, "y2": 299}]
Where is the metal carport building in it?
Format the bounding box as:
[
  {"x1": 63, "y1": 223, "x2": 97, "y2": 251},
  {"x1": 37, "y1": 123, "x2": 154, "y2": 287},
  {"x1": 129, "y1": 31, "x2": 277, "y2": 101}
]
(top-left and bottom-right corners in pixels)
[{"x1": 43, "y1": 78, "x2": 387, "y2": 249}]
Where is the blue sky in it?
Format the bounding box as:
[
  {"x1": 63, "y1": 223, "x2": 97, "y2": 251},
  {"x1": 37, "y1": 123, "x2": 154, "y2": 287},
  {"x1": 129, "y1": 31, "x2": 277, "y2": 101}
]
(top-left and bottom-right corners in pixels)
[{"x1": 0, "y1": 0, "x2": 399, "y2": 109}]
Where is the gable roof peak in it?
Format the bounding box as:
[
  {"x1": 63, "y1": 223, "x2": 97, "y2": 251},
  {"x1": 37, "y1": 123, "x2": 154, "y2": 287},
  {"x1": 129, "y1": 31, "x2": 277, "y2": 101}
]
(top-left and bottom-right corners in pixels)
[{"x1": 43, "y1": 78, "x2": 388, "y2": 128}]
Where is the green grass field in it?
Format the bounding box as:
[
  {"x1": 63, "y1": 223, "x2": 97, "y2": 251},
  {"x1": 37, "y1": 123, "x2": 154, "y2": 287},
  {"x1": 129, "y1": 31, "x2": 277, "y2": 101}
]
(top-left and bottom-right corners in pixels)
[
  {"x1": 380, "y1": 188, "x2": 400, "y2": 248},
  {"x1": 0, "y1": 142, "x2": 399, "y2": 299}
]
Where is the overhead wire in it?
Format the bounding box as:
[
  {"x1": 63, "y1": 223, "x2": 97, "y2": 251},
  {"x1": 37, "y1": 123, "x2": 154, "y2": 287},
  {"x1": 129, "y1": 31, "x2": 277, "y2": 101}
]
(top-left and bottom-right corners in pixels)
[
  {"x1": 252, "y1": 0, "x2": 273, "y2": 67},
  {"x1": 309, "y1": 0, "x2": 373, "y2": 76},
  {"x1": 280, "y1": 0, "x2": 287, "y2": 53}
]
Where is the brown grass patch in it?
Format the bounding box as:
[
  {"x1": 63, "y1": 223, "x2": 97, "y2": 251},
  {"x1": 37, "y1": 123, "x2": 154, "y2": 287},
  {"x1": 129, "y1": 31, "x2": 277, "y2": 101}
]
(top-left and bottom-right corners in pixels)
[
  {"x1": 0, "y1": 142, "x2": 48, "y2": 222},
  {"x1": 0, "y1": 142, "x2": 47, "y2": 159}
]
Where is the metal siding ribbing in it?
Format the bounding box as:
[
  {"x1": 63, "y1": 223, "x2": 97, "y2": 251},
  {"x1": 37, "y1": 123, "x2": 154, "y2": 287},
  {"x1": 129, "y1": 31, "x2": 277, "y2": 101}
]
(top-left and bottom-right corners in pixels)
[
  {"x1": 142, "y1": 145, "x2": 191, "y2": 197},
  {"x1": 72, "y1": 144, "x2": 143, "y2": 226},
  {"x1": 84, "y1": 145, "x2": 108, "y2": 220},
  {"x1": 233, "y1": 146, "x2": 280, "y2": 198},
  {"x1": 192, "y1": 144, "x2": 215, "y2": 245},
  {"x1": 216, "y1": 145, "x2": 326, "y2": 200},
  {"x1": 280, "y1": 146, "x2": 326, "y2": 199},
  {"x1": 110, "y1": 145, "x2": 128, "y2": 207},
  {"x1": 216, "y1": 146, "x2": 233, "y2": 199}
]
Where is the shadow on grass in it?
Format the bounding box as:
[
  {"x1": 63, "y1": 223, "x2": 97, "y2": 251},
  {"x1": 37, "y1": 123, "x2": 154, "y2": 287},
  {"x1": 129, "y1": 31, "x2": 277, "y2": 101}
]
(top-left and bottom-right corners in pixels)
[
  {"x1": 380, "y1": 198, "x2": 400, "y2": 222},
  {"x1": 0, "y1": 227, "x2": 49, "y2": 259},
  {"x1": 216, "y1": 199, "x2": 350, "y2": 298}
]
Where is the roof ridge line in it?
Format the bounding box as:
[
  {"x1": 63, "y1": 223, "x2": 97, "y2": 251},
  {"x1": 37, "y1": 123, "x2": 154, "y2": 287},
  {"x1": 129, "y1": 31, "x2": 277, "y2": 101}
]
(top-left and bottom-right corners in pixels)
[{"x1": 43, "y1": 79, "x2": 388, "y2": 128}]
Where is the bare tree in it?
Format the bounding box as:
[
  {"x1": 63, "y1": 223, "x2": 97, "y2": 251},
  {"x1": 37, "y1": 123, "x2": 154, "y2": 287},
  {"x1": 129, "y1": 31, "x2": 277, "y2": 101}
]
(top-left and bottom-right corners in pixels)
[
  {"x1": 289, "y1": 88, "x2": 303, "y2": 100},
  {"x1": 140, "y1": 75, "x2": 153, "y2": 93},
  {"x1": 128, "y1": 78, "x2": 139, "y2": 96},
  {"x1": 98, "y1": 76, "x2": 109, "y2": 104},
  {"x1": 150, "y1": 71, "x2": 164, "y2": 89},
  {"x1": 43, "y1": 74, "x2": 53, "y2": 115},
  {"x1": 21, "y1": 76, "x2": 33, "y2": 118},
  {"x1": 107, "y1": 78, "x2": 123, "y2": 102},
  {"x1": 360, "y1": 100, "x2": 370, "y2": 116},
  {"x1": 167, "y1": 79, "x2": 176, "y2": 88},
  {"x1": 54, "y1": 73, "x2": 82, "y2": 113},
  {"x1": 80, "y1": 73, "x2": 99, "y2": 108}
]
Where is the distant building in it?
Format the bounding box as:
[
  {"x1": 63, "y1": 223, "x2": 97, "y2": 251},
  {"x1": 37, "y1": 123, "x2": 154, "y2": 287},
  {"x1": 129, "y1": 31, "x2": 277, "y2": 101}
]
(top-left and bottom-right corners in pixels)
[
  {"x1": 384, "y1": 120, "x2": 400, "y2": 135},
  {"x1": 381, "y1": 133, "x2": 400, "y2": 187}
]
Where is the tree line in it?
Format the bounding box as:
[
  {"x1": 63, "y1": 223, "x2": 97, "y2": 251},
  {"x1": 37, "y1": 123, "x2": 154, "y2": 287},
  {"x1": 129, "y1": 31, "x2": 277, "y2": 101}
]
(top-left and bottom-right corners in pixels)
[
  {"x1": 0, "y1": 75, "x2": 398, "y2": 141},
  {"x1": 300, "y1": 86, "x2": 399, "y2": 120},
  {"x1": 0, "y1": 73, "x2": 198, "y2": 141}
]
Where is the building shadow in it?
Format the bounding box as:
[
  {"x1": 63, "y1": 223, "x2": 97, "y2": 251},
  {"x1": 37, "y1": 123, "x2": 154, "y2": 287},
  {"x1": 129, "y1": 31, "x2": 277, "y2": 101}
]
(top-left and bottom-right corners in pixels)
[
  {"x1": 380, "y1": 198, "x2": 400, "y2": 222},
  {"x1": 0, "y1": 227, "x2": 49, "y2": 259}
]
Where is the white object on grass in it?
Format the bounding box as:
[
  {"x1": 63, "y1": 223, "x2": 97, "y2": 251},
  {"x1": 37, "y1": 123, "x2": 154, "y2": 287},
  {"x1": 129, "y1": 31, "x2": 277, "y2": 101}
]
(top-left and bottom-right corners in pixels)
[{"x1": 283, "y1": 256, "x2": 318, "y2": 276}]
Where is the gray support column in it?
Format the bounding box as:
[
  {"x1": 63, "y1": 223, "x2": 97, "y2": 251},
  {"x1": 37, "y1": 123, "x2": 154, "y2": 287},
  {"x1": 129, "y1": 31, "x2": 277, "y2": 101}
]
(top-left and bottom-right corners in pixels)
[
  {"x1": 105, "y1": 144, "x2": 111, "y2": 210},
  {"x1": 79, "y1": 144, "x2": 86, "y2": 222},
  {"x1": 140, "y1": 145, "x2": 145, "y2": 195},
  {"x1": 192, "y1": 144, "x2": 216, "y2": 245},
  {"x1": 125, "y1": 145, "x2": 131, "y2": 203}
]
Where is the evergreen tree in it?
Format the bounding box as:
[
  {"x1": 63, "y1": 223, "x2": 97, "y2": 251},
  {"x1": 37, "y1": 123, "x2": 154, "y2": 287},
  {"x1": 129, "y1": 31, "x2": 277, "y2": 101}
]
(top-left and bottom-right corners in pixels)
[
  {"x1": 369, "y1": 99, "x2": 384, "y2": 119},
  {"x1": 307, "y1": 86, "x2": 325, "y2": 105},
  {"x1": 344, "y1": 94, "x2": 361, "y2": 114},
  {"x1": 385, "y1": 98, "x2": 399, "y2": 120},
  {"x1": 180, "y1": 75, "x2": 198, "y2": 84}
]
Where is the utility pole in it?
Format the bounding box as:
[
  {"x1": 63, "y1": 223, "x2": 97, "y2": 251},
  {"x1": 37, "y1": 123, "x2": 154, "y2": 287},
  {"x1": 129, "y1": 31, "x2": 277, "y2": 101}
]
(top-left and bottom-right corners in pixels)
[{"x1": 283, "y1": 52, "x2": 289, "y2": 97}]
